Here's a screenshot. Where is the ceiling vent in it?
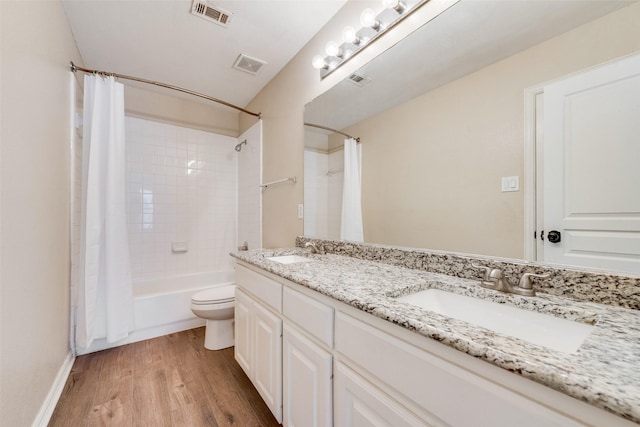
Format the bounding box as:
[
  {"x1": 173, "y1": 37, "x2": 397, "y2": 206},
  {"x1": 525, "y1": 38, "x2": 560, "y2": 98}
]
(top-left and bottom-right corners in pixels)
[
  {"x1": 233, "y1": 54, "x2": 267, "y2": 75},
  {"x1": 347, "y1": 73, "x2": 371, "y2": 87},
  {"x1": 191, "y1": 0, "x2": 232, "y2": 27}
]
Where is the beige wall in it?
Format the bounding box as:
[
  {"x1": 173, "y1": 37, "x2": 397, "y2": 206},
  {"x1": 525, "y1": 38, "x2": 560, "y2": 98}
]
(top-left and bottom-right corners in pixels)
[
  {"x1": 124, "y1": 85, "x2": 240, "y2": 137},
  {"x1": 0, "y1": 1, "x2": 82, "y2": 425},
  {"x1": 248, "y1": 0, "x2": 640, "y2": 253}
]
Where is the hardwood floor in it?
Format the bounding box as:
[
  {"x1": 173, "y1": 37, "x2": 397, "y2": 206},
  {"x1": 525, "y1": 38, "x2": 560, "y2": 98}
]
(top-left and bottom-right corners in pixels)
[{"x1": 49, "y1": 328, "x2": 280, "y2": 427}]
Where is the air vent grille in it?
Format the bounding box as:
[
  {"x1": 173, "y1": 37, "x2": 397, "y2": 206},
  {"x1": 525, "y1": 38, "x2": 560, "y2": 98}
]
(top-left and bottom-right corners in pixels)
[
  {"x1": 347, "y1": 73, "x2": 371, "y2": 87},
  {"x1": 233, "y1": 54, "x2": 267, "y2": 75},
  {"x1": 191, "y1": 0, "x2": 232, "y2": 27}
]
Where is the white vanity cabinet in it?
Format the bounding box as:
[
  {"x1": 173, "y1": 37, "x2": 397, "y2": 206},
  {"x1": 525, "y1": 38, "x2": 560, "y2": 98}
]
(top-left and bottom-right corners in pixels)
[
  {"x1": 282, "y1": 286, "x2": 334, "y2": 427},
  {"x1": 334, "y1": 361, "x2": 429, "y2": 427},
  {"x1": 235, "y1": 262, "x2": 632, "y2": 427},
  {"x1": 334, "y1": 311, "x2": 586, "y2": 427},
  {"x1": 283, "y1": 324, "x2": 332, "y2": 427},
  {"x1": 234, "y1": 266, "x2": 283, "y2": 423}
]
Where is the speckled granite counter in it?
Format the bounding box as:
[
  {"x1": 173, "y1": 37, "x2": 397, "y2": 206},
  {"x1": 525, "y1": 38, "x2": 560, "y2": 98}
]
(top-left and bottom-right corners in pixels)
[{"x1": 231, "y1": 248, "x2": 640, "y2": 424}]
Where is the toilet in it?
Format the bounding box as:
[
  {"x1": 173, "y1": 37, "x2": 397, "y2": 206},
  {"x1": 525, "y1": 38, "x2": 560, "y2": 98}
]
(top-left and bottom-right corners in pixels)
[{"x1": 190, "y1": 284, "x2": 236, "y2": 350}]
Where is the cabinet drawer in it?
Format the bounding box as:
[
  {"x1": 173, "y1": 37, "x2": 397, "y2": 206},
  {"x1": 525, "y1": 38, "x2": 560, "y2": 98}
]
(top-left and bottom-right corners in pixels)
[
  {"x1": 334, "y1": 312, "x2": 584, "y2": 427},
  {"x1": 283, "y1": 286, "x2": 334, "y2": 348},
  {"x1": 236, "y1": 265, "x2": 282, "y2": 312}
]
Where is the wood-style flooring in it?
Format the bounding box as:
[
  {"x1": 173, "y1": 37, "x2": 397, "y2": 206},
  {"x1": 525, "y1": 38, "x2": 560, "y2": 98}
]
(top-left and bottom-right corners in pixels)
[{"x1": 49, "y1": 328, "x2": 279, "y2": 427}]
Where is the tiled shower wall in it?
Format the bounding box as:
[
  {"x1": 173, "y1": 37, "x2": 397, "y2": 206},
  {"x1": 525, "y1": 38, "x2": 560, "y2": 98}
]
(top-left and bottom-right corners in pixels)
[
  {"x1": 304, "y1": 150, "x2": 329, "y2": 238},
  {"x1": 304, "y1": 149, "x2": 343, "y2": 240},
  {"x1": 237, "y1": 122, "x2": 262, "y2": 251},
  {"x1": 125, "y1": 117, "x2": 237, "y2": 281}
]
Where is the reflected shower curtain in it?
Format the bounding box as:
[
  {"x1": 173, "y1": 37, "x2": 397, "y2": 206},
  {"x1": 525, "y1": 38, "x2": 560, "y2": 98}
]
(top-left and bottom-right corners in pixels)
[
  {"x1": 76, "y1": 75, "x2": 134, "y2": 350},
  {"x1": 340, "y1": 138, "x2": 364, "y2": 242}
]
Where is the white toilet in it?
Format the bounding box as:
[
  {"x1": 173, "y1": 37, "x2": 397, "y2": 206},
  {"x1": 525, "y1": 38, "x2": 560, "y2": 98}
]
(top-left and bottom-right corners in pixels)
[{"x1": 190, "y1": 284, "x2": 236, "y2": 350}]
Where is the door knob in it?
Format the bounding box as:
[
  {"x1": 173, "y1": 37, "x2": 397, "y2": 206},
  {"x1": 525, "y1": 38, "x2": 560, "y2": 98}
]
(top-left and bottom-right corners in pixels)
[{"x1": 547, "y1": 230, "x2": 561, "y2": 243}]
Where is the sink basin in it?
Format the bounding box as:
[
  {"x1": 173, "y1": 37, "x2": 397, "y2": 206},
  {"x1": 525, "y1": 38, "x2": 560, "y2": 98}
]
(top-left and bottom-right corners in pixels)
[
  {"x1": 398, "y1": 289, "x2": 594, "y2": 353},
  {"x1": 267, "y1": 255, "x2": 312, "y2": 264}
]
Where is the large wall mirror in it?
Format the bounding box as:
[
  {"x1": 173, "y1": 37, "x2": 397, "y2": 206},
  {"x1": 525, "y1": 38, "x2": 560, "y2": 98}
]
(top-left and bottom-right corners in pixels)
[{"x1": 303, "y1": 0, "x2": 640, "y2": 273}]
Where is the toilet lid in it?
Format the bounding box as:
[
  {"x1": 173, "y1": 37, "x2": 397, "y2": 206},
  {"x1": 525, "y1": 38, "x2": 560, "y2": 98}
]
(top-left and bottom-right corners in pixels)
[{"x1": 192, "y1": 285, "x2": 235, "y2": 304}]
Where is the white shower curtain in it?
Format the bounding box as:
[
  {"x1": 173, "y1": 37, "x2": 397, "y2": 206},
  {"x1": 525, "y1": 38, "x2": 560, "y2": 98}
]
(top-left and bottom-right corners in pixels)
[
  {"x1": 76, "y1": 75, "x2": 134, "y2": 350},
  {"x1": 340, "y1": 138, "x2": 364, "y2": 242}
]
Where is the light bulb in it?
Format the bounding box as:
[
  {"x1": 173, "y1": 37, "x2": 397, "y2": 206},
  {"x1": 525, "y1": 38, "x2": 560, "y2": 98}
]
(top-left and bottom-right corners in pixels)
[
  {"x1": 342, "y1": 26, "x2": 360, "y2": 45},
  {"x1": 325, "y1": 41, "x2": 342, "y2": 57},
  {"x1": 382, "y1": 0, "x2": 405, "y2": 13},
  {"x1": 360, "y1": 8, "x2": 380, "y2": 30},
  {"x1": 312, "y1": 55, "x2": 327, "y2": 69}
]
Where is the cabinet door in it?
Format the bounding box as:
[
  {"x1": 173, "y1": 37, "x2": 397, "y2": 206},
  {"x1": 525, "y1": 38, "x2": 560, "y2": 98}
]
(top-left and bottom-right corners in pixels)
[
  {"x1": 234, "y1": 289, "x2": 253, "y2": 377},
  {"x1": 283, "y1": 324, "x2": 332, "y2": 427},
  {"x1": 334, "y1": 362, "x2": 432, "y2": 427},
  {"x1": 253, "y1": 301, "x2": 283, "y2": 423}
]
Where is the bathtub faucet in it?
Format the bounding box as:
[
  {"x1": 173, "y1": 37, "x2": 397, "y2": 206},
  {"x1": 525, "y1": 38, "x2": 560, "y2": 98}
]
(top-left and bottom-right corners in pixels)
[{"x1": 305, "y1": 241, "x2": 325, "y2": 255}]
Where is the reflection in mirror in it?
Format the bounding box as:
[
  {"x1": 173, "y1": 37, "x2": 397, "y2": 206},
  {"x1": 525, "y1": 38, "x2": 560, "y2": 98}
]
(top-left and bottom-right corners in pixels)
[{"x1": 303, "y1": 0, "x2": 640, "y2": 271}]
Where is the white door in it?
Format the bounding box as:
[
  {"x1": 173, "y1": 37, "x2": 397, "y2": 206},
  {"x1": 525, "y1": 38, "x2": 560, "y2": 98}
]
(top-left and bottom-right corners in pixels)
[
  {"x1": 542, "y1": 53, "x2": 640, "y2": 274},
  {"x1": 283, "y1": 324, "x2": 332, "y2": 427}
]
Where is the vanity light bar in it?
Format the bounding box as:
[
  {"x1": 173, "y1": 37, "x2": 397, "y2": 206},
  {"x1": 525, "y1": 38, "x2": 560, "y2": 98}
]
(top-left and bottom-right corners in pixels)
[{"x1": 312, "y1": 0, "x2": 428, "y2": 78}]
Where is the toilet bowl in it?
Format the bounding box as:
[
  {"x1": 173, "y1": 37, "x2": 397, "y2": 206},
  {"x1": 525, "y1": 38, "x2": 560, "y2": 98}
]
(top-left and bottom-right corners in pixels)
[{"x1": 190, "y1": 284, "x2": 236, "y2": 350}]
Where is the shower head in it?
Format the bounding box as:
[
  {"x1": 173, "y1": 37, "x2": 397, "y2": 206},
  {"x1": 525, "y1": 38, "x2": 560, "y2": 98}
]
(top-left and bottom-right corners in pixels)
[{"x1": 235, "y1": 139, "x2": 247, "y2": 152}]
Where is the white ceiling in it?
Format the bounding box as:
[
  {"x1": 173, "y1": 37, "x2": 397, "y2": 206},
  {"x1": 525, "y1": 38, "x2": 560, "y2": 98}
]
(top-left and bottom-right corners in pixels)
[
  {"x1": 305, "y1": 0, "x2": 636, "y2": 133},
  {"x1": 62, "y1": 0, "x2": 347, "y2": 111}
]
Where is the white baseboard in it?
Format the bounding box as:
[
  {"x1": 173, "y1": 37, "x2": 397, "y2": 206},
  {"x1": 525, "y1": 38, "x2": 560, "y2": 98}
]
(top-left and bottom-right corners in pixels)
[
  {"x1": 32, "y1": 351, "x2": 75, "y2": 427},
  {"x1": 75, "y1": 317, "x2": 205, "y2": 355}
]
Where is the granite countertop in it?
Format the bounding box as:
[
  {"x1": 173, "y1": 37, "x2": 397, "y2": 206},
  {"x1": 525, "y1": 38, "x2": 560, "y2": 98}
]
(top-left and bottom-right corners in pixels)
[{"x1": 231, "y1": 248, "x2": 640, "y2": 424}]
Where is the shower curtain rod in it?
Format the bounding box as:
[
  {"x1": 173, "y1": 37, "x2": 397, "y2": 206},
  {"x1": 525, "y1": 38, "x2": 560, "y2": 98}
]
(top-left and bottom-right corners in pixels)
[
  {"x1": 304, "y1": 122, "x2": 360, "y2": 142},
  {"x1": 70, "y1": 62, "x2": 261, "y2": 119}
]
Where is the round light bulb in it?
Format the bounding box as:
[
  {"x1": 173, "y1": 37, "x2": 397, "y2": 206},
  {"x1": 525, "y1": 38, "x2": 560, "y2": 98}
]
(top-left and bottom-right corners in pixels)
[
  {"x1": 312, "y1": 55, "x2": 326, "y2": 69},
  {"x1": 360, "y1": 8, "x2": 379, "y2": 29},
  {"x1": 342, "y1": 26, "x2": 359, "y2": 45},
  {"x1": 383, "y1": 0, "x2": 405, "y2": 13},
  {"x1": 325, "y1": 41, "x2": 341, "y2": 57}
]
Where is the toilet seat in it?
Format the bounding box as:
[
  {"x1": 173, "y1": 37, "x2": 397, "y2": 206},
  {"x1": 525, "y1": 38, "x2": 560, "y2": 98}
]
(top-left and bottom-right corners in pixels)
[{"x1": 191, "y1": 284, "x2": 235, "y2": 305}]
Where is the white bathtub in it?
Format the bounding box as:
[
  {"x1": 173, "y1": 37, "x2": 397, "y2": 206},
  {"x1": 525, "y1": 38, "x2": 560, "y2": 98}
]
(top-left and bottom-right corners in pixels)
[{"x1": 77, "y1": 271, "x2": 235, "y2": 355}]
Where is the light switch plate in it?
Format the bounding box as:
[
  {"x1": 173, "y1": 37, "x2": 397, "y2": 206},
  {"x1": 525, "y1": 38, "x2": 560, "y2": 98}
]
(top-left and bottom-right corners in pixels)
[
  {"x1": 501, "y1": 176, "x2": 520, "y2": 192},
  {"x1": 298, "y1": 204, "x2": 304, "y2": 219}
]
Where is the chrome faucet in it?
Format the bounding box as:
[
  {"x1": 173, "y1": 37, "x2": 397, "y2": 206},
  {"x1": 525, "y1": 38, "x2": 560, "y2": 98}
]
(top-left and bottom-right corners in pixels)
[
  {"x1": 305, "y1": 241, "x2": 325, "y2": 255},
  {"x1": 472, "y1": 264, "x2": 548, "y2": 297}
]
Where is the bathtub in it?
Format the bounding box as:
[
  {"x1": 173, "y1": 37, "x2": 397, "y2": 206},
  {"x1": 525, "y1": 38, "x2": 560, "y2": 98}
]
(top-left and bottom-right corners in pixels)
[{"x1": 77, "y1": 271, "x2": 235, "y2": 355}]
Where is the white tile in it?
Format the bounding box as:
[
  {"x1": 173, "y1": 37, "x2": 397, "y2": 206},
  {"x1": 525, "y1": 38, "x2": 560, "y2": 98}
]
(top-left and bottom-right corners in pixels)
[{"x1": 126, "y1": 117, "x2": 240, "y2": 281}]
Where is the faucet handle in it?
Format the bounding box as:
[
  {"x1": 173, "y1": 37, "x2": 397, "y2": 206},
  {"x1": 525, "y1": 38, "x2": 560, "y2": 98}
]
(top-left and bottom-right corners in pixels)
[
  {"x1": 513, "y1": 272, "x2": 550, "y2": 296},
  {"x1": 305, "y1": 241, "x2": 325, "y2": 255},
  {"x1": 471, "y1": 263, "x2": 492, "y2": 281},
  {"x1": 518, "y1": 272, "x2": 550, "y2": 290}
]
